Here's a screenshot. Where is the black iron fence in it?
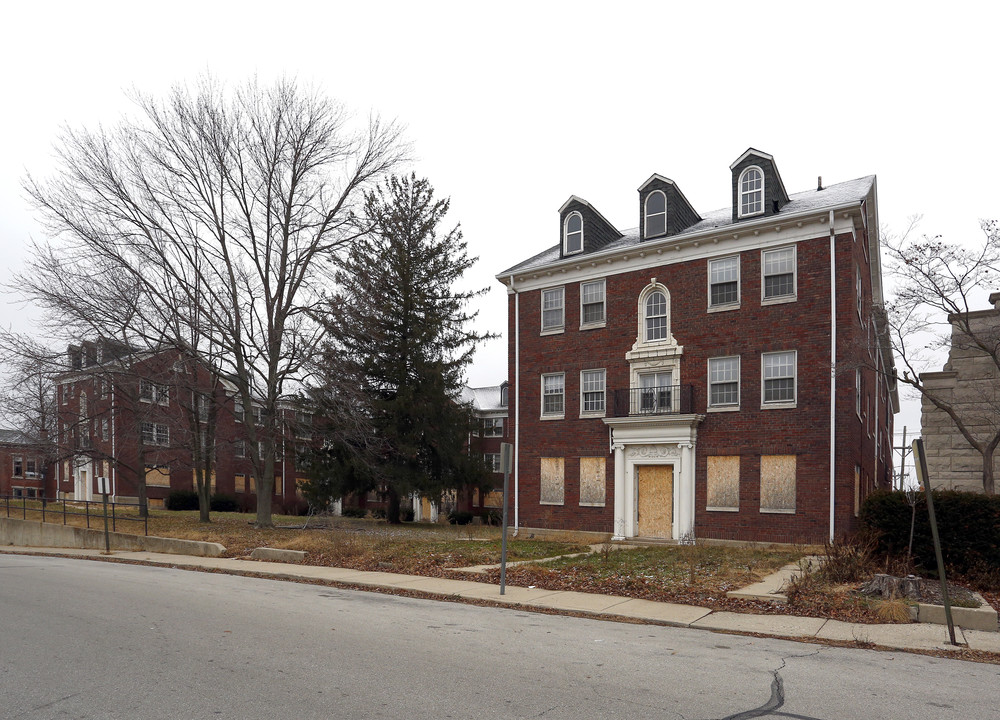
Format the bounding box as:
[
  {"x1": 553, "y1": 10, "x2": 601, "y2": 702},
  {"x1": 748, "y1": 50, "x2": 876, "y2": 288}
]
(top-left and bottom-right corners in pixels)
[
  {"x1": 1, "y1": 494, "x2": 148, "y2": 536},
  {"x1": 609, "y1": 384, "x2": 696, "y2": 418}
]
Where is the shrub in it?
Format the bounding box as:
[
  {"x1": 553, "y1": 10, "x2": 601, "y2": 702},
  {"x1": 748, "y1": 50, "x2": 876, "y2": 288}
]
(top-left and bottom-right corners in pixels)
[
  {"x1": 859, "y1": 489, "x2": 1000, "y2": 589},
  {"x1": 238, "y1": 493, "x2": 257, "y2": 513},
  {"x1": 210, "y1": 494, "x2": 239, "y2": 513},
  {"x1": 371, "y1": 507, "x2": 387, "y2": 519},
  {"x1": 341, "y1": 506, "x2": 367, "y2": 518},
  {"x1": 165, "y1": 489, "x2": 199, "y2": 511},
  {"x1": 448, "y1": 510, "x2": 474, "y2": 525},
  {"x1": 280, "y1": 497, "x2": 310, "y2": 516},
  {"x1": 400, "y1": 507, "x2": 415, "y2": 522},
  {"x1": 481, "y1": 508, "x2": 501, "y2": 526}
]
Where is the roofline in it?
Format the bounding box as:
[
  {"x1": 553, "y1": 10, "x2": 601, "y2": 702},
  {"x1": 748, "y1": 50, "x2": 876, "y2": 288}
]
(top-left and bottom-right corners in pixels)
[{"x1": 498, "y1": 195, "x2": 868, "y2": 282}]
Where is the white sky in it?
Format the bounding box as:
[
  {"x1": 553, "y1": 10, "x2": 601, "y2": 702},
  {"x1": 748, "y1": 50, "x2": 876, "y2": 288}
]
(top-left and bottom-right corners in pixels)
[{"x1": 2, "y1": 1, "x2": 998, "y2": 457}]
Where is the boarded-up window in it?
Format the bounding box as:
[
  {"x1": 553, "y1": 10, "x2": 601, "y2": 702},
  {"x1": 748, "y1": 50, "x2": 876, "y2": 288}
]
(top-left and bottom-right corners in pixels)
[
  {"x1": 483, "y1": 490, "x2": 503, "y2": 508},
  {"x1": 760, "y1": 455, "x2": 795, "y2": 513},
  {"x1": 707, "y1": 456, "x2": 740, "y2": 510},
  {"x1": 296, "y1": 477, "x2": 309, "y2": 498},
  {"x1": 275, "y1": 475, "x2": 283, "y2": 496},
  {"x1": 579, "y1": 457, "x2": 606, "y2": 506},
  {"x1": 145, "y1": 466, "x2": 170, "y2": 487},
  {"x1": 540, "y1": 457, "x2": 565, "y2": 505},
  {"x1": 234, "y1": 474, "x2": 246, "y2": 493}
]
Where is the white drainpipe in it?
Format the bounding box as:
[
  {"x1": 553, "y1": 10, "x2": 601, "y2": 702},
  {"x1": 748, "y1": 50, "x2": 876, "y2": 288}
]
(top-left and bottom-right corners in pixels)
[
  {"x1": 509, "y1": 274, "x2": 520, "y2": 536},
  {"x1": 829, "y1": 210, "x2": 837, "y2": 543}
]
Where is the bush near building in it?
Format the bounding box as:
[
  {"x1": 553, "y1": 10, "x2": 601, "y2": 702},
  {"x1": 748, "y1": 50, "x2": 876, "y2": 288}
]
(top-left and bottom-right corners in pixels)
[{"x1": 859, "y1": 490, "x2": 1000, "y2": 588}]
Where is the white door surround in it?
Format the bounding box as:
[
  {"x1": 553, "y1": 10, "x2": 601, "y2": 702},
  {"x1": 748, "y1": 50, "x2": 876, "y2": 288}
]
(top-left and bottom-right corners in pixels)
[{"x1": 604, "y1": 415, "x2": 702, "y2": 541}]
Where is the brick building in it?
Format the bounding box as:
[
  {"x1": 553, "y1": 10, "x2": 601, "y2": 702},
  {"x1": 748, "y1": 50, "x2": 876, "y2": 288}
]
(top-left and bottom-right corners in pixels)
[
  {"x1": 52, "y1": 340, "x2": 309, "y2": 510},
  {"x1": 920, "y1": 292, "x2": 1000, "y2": 492},
  {"x1": 0, "y1": 429, "x2": 51, "y2": 498},
  {"x1": 498, "y1": 149, "x2": 896, "y2": 544}
]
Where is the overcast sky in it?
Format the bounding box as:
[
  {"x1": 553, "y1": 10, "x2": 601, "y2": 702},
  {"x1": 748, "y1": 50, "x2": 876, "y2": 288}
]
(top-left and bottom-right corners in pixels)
[{"x1": 2, "y1": 1, "x2": 998, "y2": 448}]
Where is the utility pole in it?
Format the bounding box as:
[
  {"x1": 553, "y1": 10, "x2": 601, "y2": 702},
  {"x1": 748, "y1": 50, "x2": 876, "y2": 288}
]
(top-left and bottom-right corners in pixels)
[{"x1": 894, "y1": 426, "x2": 913, "y2": 490}]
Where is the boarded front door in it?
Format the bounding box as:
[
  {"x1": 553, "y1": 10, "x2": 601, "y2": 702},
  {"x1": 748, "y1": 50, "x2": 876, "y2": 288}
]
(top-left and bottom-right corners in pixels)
[{"x1": 636, "y1": 465, "x2": 673, "y2": 538}]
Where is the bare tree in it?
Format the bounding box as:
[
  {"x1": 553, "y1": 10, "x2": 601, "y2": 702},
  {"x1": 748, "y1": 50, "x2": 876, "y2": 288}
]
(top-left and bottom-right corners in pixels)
[
  {"x1": 884, "y1": 218, "x2": 1000, "y2": 494},
  {"x1": 17, "y1": 76, "x2": 405, "y2": 525}
]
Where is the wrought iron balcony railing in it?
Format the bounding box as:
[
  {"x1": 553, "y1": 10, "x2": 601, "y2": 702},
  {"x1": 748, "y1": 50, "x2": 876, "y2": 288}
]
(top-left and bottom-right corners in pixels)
[{"x1": 609, "y1": 384, "x2": 695, "y2": 418}]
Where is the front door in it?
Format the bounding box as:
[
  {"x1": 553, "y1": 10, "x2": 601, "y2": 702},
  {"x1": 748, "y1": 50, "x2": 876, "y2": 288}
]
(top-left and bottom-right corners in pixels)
[
  {"x1": 636, "y1": 464, "x2": 673, "y2": 538},
  {"x1": 76, "y1": 469, "x2": 89, "y2": 501}
]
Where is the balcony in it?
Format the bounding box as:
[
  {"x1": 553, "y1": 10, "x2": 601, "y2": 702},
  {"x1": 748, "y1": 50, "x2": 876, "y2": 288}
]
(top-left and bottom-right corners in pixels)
[{"x1": 609, "y1": 384, "x2": 696, "y2": 418}]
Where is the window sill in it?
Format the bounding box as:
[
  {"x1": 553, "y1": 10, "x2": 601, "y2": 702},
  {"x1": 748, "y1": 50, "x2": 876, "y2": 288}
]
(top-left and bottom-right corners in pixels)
[
  {"x1": 761, "y1": 295, "x2": 797, "y2": 307},
  {"x1": 579, "y1": 411, "x2": 606, "y2": 419},
  {"x1": 579, "y1": 502, "x2": 606, "y2": 508},
  {"x1": 707, "y1": 302, "x2": 740, "y2": 313},
  {"x1": 706, "y1": 506, "x2": 739, "y2": 512},
  {"x1": 579, "y1": 321, "x2": 606, "y2": 331},
  {"x1": 761, "y1": 402, "x2": 797, "y2": 410},
  {"x1": 707, "y1": 405, "x2": 740, "y2": 413},
  {"x1": 760, "y1": 508, "x2": 796, "y2": 514},
  {"x1": 540, "y1": 414, "x2": 565, "y2": 421},
  {"x1": 540, "y1": 328, "x2": 565, "y2": 337},
  {"x1": 539, "y1": 500, "x2": 565, "y2": 506}
]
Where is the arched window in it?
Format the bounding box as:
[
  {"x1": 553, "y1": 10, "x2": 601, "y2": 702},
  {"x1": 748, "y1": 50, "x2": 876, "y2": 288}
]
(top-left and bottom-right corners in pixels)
[
  {"x1": 739, "y1": 166, "x2": 763, "y2": 217},
  {"x1": 564, "y1": 212, "x2": 583, "y2": 254},
  {"x1": 645, "y1": 291, "x2": 667, "y2": 342},
  {"x1": 644, "y1": 190, "x2": 666, "y2": 238}
]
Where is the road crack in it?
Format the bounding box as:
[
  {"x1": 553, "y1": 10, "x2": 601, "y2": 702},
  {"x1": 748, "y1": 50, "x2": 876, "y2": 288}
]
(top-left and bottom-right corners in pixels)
[{"x1": 716, "y1": 652, "x2": 823, "y2": 720}]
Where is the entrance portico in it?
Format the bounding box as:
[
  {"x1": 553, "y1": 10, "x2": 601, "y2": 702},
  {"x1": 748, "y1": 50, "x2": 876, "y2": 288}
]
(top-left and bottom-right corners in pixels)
[{"x1": 604, "y1": 414, "x2": 702, "y2": 541}]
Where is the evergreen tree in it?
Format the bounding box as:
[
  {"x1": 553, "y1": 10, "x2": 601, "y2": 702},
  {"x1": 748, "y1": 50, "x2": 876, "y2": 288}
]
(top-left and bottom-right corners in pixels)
[{"x1": 320, "y1": 174, "x2": 494, "y2": 522}]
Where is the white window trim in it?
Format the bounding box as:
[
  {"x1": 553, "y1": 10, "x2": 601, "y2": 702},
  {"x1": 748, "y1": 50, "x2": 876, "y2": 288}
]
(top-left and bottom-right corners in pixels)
[
  {"x1": 761, "y1": 245, "x2": 797, "y2": 306},
  {"x1": 139, "y1": 380, "x2": 169, "y2": 406},
  {"x1": 760, "y1": 350, "x2": 797, "y2": 409},
  {"x1": 579, "y1": 368, "x2": 606, "y2": 418},
  {"x1": 707, "y1": 356, "x2": 741, "y2": 411},
  {"x1": 563, "y1": 212, "x2": 583, "y2": 255},
  {"x1": 540, "y1": 372, "x2": 565, "y2": 420},
  {"x1": 579, "y1": 278, "x2": 607, "y2": 330},
  {"x1": 639, "y1": 284, "x2": 670, "y2": 344},
  {"x1": 540, "y1": 286, "x2": 565, "y2": 335},
  {"x1": 738, "y1": 165, "x2": 765, "y2": 219},
  {"x1": 856, "y1": 265, "x2": 863, "y2": 320},
  {"x1": 707, "y1": 254, "x2": 741, "y2": 312},
  {"x1": 644, "y1": 190, "x2": 667, "y2": 239}
]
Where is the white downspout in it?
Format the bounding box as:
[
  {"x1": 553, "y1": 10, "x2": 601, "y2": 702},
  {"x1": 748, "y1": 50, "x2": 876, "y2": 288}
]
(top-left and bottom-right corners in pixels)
[
  {"x1": 509, "y1": 275, "x2": 520, "y2": 536},
  {"x1": 111, "y1": 385, "x2": 117, "y2": 500},
  {"x1": 829, "y1": 210, "x2": 837, "y2": 543}
]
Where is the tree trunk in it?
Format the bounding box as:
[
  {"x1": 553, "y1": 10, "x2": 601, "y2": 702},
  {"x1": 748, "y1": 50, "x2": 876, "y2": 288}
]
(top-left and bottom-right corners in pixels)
[
  {"x1": 860, "y1": 573, "x2": 925, "y2": 600},
  {"x1": 386, "y1": 487, "x2": 401, "y2": 524},
  {"x1": 136, "y1": 446, "x2": 148, "y2": 519}
]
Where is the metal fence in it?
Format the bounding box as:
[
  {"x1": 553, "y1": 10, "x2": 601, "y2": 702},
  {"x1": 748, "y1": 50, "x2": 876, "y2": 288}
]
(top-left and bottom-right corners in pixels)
[
  {"x1": 1, "y1": 494, "x2": 149, "y2": 536},
  {"x1": 609, "y1": 384, "x2": 696, "y2": 417}
]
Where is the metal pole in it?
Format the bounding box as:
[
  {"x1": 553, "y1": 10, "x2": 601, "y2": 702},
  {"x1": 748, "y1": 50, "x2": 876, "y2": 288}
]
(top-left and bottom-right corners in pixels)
[
  {"x1": 898, "y1": 426, "x2": 908, "y2": 490},
  {"x1": 912, "y1": 439, "x2": 957, "y2": 645},
  {"x1": 499, "y1": 442, "x2": 513, "y2": 595},
  {"x1": 102, "y1": 492, "x2": 111, "y2": 554}
]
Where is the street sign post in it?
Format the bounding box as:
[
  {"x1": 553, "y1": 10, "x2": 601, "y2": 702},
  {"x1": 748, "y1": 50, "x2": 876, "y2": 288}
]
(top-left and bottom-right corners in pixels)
[
  {"x1": 911, "y1": 439, "x2": 957, "y2": 646},
  {"x1": 97, "y1": 476, "x2": 111, "y2": 554},
  {"x1": 499, "y1": 442, "x2": 513, "y2": 595}
]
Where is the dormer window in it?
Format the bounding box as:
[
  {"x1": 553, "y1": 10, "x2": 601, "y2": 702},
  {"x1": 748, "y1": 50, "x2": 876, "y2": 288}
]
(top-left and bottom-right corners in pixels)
[
  {"x1": 644, "y1": 191, "x2": 666, "y2": 238},
  {"x1": 739, "y1": 167, "x2": 764, "y2": 217},
  {"x1": 564, "y1": 212, "x2": 583, "y2": 254},
  {"x1": 645, "y1": 291, "x2": 668, "y2": 342}
]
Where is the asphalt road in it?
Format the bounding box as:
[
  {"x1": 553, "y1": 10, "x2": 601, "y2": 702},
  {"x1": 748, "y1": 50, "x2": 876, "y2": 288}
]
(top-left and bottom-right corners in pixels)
[{"x1": 1, "y1": 554, "x2": 998, "y2": 719}]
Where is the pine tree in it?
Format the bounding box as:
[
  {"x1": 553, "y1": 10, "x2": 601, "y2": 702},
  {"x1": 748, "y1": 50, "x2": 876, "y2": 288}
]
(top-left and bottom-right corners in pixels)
[{"x1": 318, "y1": 174, "x2": 494, "y2": 522}]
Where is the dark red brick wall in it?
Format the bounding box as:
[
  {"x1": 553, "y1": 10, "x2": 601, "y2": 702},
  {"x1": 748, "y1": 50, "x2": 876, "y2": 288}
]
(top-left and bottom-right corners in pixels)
[{"x1": 509, "y1": 226, "x2": 894, "y2": 543}]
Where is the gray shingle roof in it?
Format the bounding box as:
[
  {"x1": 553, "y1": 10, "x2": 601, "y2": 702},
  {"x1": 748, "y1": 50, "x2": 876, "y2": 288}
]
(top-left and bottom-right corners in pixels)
[
  {"x1": 0, "y1": 429, "x2": 44, "y2": 446},
  {"x1": 500, "y1": 175, "x2": 874, "y2": 276},
  {"x1": 460, "y1": 385, "x2": 507, "y2": 413}
]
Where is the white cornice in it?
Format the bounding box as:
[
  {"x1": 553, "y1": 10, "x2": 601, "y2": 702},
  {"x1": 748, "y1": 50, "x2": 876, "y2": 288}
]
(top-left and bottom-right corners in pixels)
[{"x1": 502, "y1": 204, "x2": 863, "y2": 291}]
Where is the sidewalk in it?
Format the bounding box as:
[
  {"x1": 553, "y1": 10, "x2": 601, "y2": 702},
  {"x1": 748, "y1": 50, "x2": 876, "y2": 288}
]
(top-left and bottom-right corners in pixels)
[{"x1": 4, "y1": 545, "x2": 999, "y2": 658}]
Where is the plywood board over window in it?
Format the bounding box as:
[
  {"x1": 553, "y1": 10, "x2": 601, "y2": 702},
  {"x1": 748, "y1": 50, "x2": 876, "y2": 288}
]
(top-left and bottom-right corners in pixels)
[
  {"x1": 540, "y1": 457, "x2": 565, "y2": 505},
  {"x1": 145, "y1": 466, "x2": 171, "y2": 487},
  {"x1": 760, "y1": 455, "x2": 796, "y2": 513},
  {"x1": 707, "y1": 456, "x2": 740, "y2": 510},
  {"x1": 579, "y1": 457, "x2": 606, "y2": 506}
]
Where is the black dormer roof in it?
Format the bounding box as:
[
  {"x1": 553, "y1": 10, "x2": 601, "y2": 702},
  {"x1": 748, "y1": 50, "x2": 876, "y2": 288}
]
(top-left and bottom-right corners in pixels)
[
  {"x1": 637, "y1": 174, "x2": 701, "y2": 241},
  {"x1": 557, "y1": 196, "x2": 622, "y2": 259},
  {"x1": 730, "y1": 148, "x2": 790, "y2": 223}
]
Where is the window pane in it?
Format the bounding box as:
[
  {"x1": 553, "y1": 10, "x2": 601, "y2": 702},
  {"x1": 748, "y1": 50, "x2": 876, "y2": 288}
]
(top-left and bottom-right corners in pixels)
[
  {"x1": 763, "y1": 352, "x2": 795, "y2": 403},
  {"x1": 542, "y1": 288, "x2": 564, "y2": 330},
  {"x1": 646, "y1": 191, "x2": 665, "y2": 214},
  {"x1": 581, "y1": 281, "x2": 604, "y2": 304},
  {"x1": 764, "y1": 273, "x2": 794, "y2": 298},
  {"x1": 710, "y1": 257, "x2": 738, "y2": 284},
  {"x1": 581, "y1": 280, "x2": 605, "y2": 324},
  {"x1": 711, "y1": 281, "x2": 738, "y2": 306},
  {"x1": 581, "y1": 370, "x2": 605, "y2": 412},
  {"x1": 764, "y1": 248, "x2": 794, "y2": 275},
  {"x1": 646, "y1": 213, "x2": 666, "y2": 236}
]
